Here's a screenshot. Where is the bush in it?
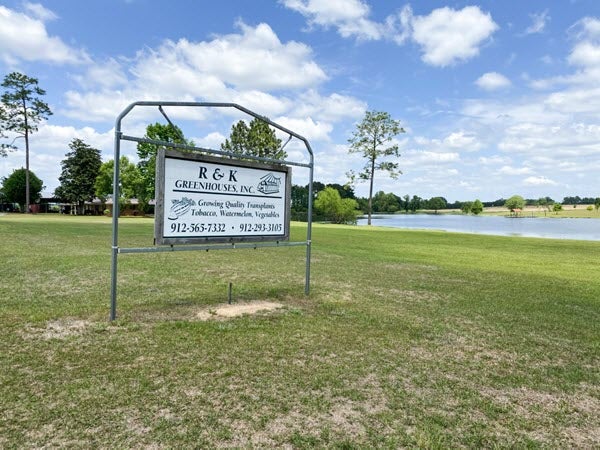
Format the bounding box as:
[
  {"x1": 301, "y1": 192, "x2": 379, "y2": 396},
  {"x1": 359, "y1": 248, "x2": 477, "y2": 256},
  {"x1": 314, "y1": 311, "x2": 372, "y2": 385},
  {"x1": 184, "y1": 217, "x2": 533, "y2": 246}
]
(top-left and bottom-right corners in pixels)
[
  {"x1": 315, "y1": 187, "x2": 359, "y2": 224},
  {"x1": 471, "y1": 199, "x2": 484, "y2": 215}
]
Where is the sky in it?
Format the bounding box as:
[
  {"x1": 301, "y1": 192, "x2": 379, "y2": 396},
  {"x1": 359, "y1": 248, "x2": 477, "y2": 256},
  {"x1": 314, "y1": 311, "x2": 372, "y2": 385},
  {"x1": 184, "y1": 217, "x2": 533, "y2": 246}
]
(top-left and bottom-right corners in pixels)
[{"x1": 0, "y1": 0, "x2": 599, "y2": 202}]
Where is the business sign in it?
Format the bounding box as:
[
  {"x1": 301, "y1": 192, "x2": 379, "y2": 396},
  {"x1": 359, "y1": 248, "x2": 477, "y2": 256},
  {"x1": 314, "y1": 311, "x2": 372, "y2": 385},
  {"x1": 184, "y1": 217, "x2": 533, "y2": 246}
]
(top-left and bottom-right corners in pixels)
[{"x1": 155, "y1": 149, "x2": 291, "y2": 245}]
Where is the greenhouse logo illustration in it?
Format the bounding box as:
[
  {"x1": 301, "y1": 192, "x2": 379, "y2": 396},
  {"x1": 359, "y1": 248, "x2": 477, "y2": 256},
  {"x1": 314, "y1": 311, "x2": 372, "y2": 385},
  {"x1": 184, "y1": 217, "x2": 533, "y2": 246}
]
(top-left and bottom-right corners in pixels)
[{"x1": 257, "y1": 173, "x2": 281, "y2": 195}]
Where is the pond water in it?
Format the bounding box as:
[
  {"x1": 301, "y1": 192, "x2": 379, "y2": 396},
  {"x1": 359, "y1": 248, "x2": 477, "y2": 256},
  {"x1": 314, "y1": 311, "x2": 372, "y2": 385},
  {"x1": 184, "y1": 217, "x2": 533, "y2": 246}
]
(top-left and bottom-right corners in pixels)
[{"x1": 357, "y1": 214, "x2": 600, "y2": 241}]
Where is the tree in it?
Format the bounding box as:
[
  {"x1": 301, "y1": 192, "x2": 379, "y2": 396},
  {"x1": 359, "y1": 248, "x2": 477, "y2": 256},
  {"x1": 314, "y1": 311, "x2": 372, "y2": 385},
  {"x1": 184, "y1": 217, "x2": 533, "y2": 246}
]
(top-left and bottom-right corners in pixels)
[
  {"x1": 537, "y1": 197, "x2": 555, "y2": 216},
  {"x1": 427, "y1": 197, "x2": 447, "y2": 214},
  {"x1": 311, "y1": 181, "x2": 326, "y2": 197},
  {"x1": 326, "y1": 183, "x2": 356, "y2": 199},
  {"x1": 372, "y1": 191, "x2": 401, "y2": 213},
  {"x1": 553, "y1": 203, "x2": 563, "y2": 214},
  {"x1": 471, "y1": 199, "x2": 484, "y2": 215},
  {"x1": 563, "y1": 195, "x2": 581, "y2": 205},
  {"x1": 95, "y1": 156, "x2": 143, "y2": 201},
  {"x1": 595, "y1": 197, "x2": 600, "y2": 212},
  {"x1": 461, "y1": 201, "x2": 473, "y2": 214},
  {"x1": 347, "y1": 111, "x2": 405, "y2": 225},
  {"x1": 55, "y1": 139, "x2": 102, "y2": 215},
  {"x1": 505, "y1": 195, "x2": 525, "y2": 215},
  {"x1": 314, "y1": 187, "x2": 359, "y2": 224},
  {"x1": 291, "y1": 184, "x2": 309, "y2": 219},
  {"x1": 402, "y1": 194, "x2": 410, "y2": 212},
  {"x1": 408, "y1": 195, "x2": 422, "y2": 213},
  {"x1": 1, "y1": 168, "x2": 43, "y2": 211},
  {"x1": 221, "y1": 118, "x2": 285, "y2": 160},
  {"x1": 0, "y1": 72, "x2": 52, "y2": 213},
  {"x1": 137, "y1": 123, "x2": 191, "y2": 210}
]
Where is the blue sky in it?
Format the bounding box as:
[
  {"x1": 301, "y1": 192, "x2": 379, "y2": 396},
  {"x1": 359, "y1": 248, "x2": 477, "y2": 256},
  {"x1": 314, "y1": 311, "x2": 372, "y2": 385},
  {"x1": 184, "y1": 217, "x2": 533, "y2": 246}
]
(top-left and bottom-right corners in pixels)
[{"x1": 1, "y1": 0, "x2": 599, "y2": 202}]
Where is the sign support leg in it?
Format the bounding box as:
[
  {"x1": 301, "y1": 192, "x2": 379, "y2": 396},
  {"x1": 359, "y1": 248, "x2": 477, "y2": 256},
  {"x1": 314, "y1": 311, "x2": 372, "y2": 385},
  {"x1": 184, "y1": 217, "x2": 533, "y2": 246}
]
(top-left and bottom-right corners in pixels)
[{"x1": 110, "y1": 246, "x2": 118, "y2": 321}]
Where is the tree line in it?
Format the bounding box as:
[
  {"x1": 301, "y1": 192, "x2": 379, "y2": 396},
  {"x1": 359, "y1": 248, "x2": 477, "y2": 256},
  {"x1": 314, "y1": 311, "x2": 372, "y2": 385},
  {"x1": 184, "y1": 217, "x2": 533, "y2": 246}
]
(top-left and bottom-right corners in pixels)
[{"x1": 291, "y1": 187, "x2": 485, "y2": 223}]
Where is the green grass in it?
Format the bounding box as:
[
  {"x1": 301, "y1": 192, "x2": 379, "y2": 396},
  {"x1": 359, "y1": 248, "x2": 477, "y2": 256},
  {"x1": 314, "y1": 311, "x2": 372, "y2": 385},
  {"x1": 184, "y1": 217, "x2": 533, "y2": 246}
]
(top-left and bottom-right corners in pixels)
[
  {"x1": 482, "y1": 207, "x2": 600, "y2": 219},
  {"x1": 1, "y1": 214, "x2": 599, "y2": 448}
]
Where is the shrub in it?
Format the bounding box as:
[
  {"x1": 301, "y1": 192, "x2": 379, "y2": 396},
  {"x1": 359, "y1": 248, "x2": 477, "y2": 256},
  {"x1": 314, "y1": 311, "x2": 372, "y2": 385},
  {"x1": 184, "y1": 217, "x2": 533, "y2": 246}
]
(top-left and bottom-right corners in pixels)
[{"x1": 315, "y1": 187, "x2": 359, "y2": 224}]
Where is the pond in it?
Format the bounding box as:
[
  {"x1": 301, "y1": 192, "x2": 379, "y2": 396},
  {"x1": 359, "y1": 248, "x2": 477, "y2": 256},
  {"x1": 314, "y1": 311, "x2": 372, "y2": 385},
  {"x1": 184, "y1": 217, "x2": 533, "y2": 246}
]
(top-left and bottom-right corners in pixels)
[{"x1": 357, "y1": 214, "x2": 600, "y2": 241}]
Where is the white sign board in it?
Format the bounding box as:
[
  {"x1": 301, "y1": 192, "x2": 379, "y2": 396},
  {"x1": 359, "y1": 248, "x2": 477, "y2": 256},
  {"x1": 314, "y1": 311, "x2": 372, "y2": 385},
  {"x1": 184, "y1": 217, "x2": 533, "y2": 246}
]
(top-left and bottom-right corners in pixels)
[{"x1": 155, "y1": 149, "x2": 291, "y2": 245}]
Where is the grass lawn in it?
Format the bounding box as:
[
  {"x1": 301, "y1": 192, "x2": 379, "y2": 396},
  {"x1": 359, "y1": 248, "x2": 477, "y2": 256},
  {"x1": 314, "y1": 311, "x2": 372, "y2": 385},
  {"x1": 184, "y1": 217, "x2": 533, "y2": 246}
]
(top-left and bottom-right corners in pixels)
[
  {"x1": 481, "y1": 206, "x2": 600, "y2": 219},
  {"x1": 1, "y1": 214, "x2": 598, "y2": 448}
]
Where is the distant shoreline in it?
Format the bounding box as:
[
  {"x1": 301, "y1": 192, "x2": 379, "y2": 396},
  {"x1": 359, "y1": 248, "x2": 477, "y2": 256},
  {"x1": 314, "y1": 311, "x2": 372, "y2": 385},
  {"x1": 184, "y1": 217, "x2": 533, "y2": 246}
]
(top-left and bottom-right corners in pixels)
[{"x1": 364, "y1": 205, "x2": 599, "y2": 220}]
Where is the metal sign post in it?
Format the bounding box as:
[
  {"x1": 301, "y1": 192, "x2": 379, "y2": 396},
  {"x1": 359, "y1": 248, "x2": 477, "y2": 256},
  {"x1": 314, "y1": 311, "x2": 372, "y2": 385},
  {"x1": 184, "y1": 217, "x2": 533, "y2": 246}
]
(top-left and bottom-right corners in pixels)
[{"x1": 109, "y1": 102, "x2": 314, "y2": 321}]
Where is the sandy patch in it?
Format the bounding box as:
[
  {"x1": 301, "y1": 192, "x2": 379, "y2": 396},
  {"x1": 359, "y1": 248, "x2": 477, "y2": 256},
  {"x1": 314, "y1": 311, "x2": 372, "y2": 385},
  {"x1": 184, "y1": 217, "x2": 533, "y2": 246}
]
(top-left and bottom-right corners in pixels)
[
  {"x1": 43, "y1": 319, "x2": 91, "y2": 339},
  {"x1": 21, "y1": 319, "x2": 92, "y2": 340},
  {"x1": 197, "y1": 301, "x2": 284, "y2": 320}
]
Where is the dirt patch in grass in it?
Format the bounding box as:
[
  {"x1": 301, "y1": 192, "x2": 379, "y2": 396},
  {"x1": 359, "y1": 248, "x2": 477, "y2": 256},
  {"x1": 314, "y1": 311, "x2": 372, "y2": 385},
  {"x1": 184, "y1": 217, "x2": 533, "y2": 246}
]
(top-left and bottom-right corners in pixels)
[
  {"x1": 383, "y1": 262, "x2": 440, "y2": 272},
  {"x1": 21, "y1": 319, "x2": 92, "y2": 340},
  {"x1": 482, "y1": 386, "x2": 600, "y2": 416},
  {"x1": 480, "y1": 386, "x2": 600, "y2": 447},
  {"x1": 385, "y1": 288, "x2": 447, "y2": 303},
  {"x1": 196, "y1": 301, "x2": 284, "y2": 321}
]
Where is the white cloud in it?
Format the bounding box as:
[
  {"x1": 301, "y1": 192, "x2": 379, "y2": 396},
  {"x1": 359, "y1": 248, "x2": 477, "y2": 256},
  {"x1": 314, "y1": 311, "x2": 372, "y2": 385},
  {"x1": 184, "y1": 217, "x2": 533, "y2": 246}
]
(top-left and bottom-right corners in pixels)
[
  {"x1": 388, "y1": 5, "x2": 413, "y2": 45},
  {"x1": 462, "y1": 97, "x2": 566, "y2": 126},
  {"x1": 443, "y1": 131, "x2": 481, "y2": 151},
  {"x1": 274, "y1": 116, "x2": 333, "y2": 141},
  {"x1": 568, "y1": 41, "x2": 600, "y2": 68},
  {"x1": 499, "y1": 121, "x2": 600, "y2": 156},
  {"x1": 281, "y1": 0, "x2": 382, "y2": 40},
  {"x1": 176, "y1": 22, "x2": 327, "y2": 90},
  {"x1": 524, "y1": 10, "x2": 549, "y2": 35},
  {"x1": 404, "y1": 150, "x2": 460, "y2": 167},
  {"x1": 231, "y1": 90, "x2": 292, "y2": 117},
  {"x1": 72, "y1": 59, "x2": 128, "y2": 90},
  {"x1": 283, "y1": 3, "x2": 498, "y2": 67},
  {"x1": 409, "y1": 6, "x2": 498, "y2": 67},
  {"x1": 0, "y1": 4, "x2": 88, "y2": 65},
  {"x1": 545, "y1": 87, "x2": 600, "y2": 115},
  {"x1": 33, "y1": 124, "x2": 114, "y2": 154},
  {"x1": 475, "y1": 72, "x2": 512, "y2": 91},
  {"x1": 531, "y1": 17, "x2": 600, "y2": 89},
  {"x1": 412, "y1": 132, "x2": 480, "y2": 155},
  {"x1": 498, "y1": 165, "x2": 532, "y2": 175},
  {"x1": 421, "y1": 151, "x2": 459, "y2": 163},
  {"x1": 540, "y1": 55, "x2": 554, "y2": 65},
  {"x1": 523, "y1": 176, "x2": 557, "y2": 186},
  {"x1": 63, "y1": 90, "x2": 140, "y2": 123},
  {"x1": 293, "y1": 90, "x2": 366, "y2": 122},
  {"x1": 479, "y1": 155, "x2": 510, "y2": 165},
  {"x1": 569, "y1": 17, "x2": 600, "y2": 41},
  {"x1": 23, "y1": 2, "x2": 57, "y2": 21},
  {"x1": 190, "y1": 132, "x2": 227, "y2": 150},
  {"x1": 313, "y1": 143, "x2": 361, "y2": 184},
  {"x1": 62, "y1": 22, "x2": 334, "y2": 123}
]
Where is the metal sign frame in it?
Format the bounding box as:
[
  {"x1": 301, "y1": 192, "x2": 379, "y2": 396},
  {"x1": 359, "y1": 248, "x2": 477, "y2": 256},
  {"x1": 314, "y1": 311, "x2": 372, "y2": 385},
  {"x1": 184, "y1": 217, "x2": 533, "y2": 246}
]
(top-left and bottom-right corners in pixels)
[
  {"x1": 110, "y1": 102, "x2": 314, "y2": 321},
  {"x1": 155, "y1": 149, "x2": 292, "y2": 245}
]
